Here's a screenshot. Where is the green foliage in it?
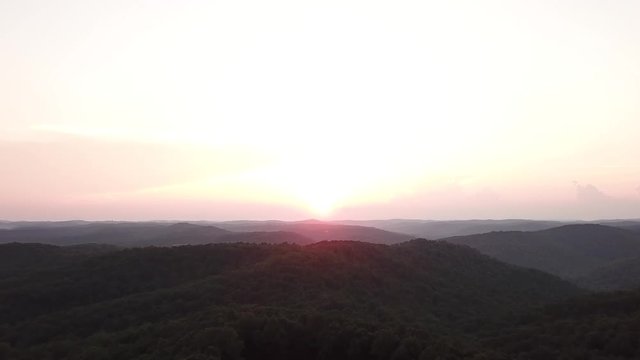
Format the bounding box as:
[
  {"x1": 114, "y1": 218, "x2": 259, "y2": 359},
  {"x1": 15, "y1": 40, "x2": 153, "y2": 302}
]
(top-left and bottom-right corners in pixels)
[{"x1": 0, "y1": 240, "x2": 589, "y2": 359}]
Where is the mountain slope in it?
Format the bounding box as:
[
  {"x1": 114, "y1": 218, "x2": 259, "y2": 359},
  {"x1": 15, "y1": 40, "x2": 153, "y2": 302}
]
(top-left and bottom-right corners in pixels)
[
  {"x1": 577, "y1": 256, "x2": 640, "y2": 291},
  {"x1": 444, "y1": 224, "x2": 640, "y2": 278}
]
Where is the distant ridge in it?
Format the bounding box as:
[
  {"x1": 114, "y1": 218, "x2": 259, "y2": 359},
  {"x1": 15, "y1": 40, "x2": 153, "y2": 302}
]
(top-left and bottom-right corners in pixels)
[
  {"x1": 337, "y1": 219, "x2": 566, "y2": 238},
  {"x1": 444, "y1": 224, "x2": 640, "y2": 279},
  {"x1": 335, "y1": 219, "x2": 640, "y2": 238},
  {"x1": 213, "y1": 220, "x2": 413, "y2": 244},
  {"x1": 0, "y1": 221, "x2": 412, "y2": 246}
]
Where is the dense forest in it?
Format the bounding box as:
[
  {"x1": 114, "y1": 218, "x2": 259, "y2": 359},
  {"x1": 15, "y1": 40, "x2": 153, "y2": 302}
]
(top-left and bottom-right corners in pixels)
[
  {"x1": 483, "y1": 289, "x2": 640, "y2": 359},
  {"x1": 1, "y1": 223, "x2": 640, "y2": 359},
  {"x1": 0, "y1": 240, "x2": 578, "y2": 359}
]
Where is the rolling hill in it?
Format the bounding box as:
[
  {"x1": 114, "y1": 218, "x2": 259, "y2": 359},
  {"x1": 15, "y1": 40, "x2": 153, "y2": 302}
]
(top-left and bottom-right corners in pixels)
[
  {"x1": 0, "y1": 221, "x2": 410, "y2": 247},
  {"x1": 337, "y1": 219, "x2": 566, "y2": 239},
  {"x1": 0, "y1": 239, "x2": 581, "y2": 359},
  {"x1": 0, "y1": 222, "x2": 231, "y2": 247},
  {"x1": 444, "y1": 224, "x2": 640, "y2": 278}
]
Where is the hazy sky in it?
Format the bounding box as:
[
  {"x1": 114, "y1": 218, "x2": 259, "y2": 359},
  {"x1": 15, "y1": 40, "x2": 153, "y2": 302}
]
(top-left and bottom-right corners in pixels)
[{"x1": 2, "y1": 0, "x2": 640, "y2": 220}]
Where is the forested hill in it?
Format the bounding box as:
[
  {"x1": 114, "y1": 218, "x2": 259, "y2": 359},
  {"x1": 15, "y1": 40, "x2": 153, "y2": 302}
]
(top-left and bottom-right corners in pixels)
[
  {"x1": 0, "y1": 239, "x2": 580, "y2": 359},
  {"x1": 483, "y1": 288, "x2": 640, "y2": 359},
  {"x1": 0, "y1": 222, "x2": 231, "y2": 247},
  {"x1": 444, "y1": 224, "x2": 640, "y2": 278}
]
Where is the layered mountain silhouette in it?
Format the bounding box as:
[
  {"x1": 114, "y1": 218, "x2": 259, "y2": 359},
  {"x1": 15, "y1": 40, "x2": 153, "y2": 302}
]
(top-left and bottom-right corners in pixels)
[
  {"x1": 339, "y1": 219, "x2": 565, "y2": 239},
  {"x1": 0, "y1": 222, "x2": 230, "y2": 247},
  {"x1": 0, "y1": 221, "x2": 410, "y2": 247},
  {"x1": 339, "y1": 219, "x2": 640, "y2": 239},
  {"x1": 4, "y1": 221, "x2": 640, "y2": 358}
]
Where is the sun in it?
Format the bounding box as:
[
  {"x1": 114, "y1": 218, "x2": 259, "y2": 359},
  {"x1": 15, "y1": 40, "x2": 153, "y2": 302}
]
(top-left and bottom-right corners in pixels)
[
  {"x1": 281, "y1": 164, "x2": 347, "y2": 218},
  {"x1": 304, "y1": 193, "x2": 337, "y2": 217},
  {"x1": 251, "y1": 138, "x2": 428, "y2": 219},
  {"x1": 292, "y1": 177, "x2": 342, "y2": 218}
]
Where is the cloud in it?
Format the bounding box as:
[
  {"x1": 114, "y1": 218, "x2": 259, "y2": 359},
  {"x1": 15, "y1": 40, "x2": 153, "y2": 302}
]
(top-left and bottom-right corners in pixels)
[
  {"x1": 573, "y1": 182, "x2": 610, "y2": 203},
  {"x1": 569, "y1": 182, "x2": 640, "y2": 219}
]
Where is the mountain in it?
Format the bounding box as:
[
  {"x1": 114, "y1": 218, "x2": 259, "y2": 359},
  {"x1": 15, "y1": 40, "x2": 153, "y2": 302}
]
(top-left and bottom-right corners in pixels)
[
  {"x1": 577, "y1": 256, "x2": 640, "y2": 291},
  {"x1": 214, "y1": 220, "x2": 414, "y2": 244},
  {"x1": 0, "y1": 239, "x2": 580, "y2": 359},
  {"x1": 3, "y1": 219, "x2": 639, "y2": 247},
  {"x1": 597, "y1": 220, "x2": 640, "y2": 232},
  {"x1": 336, "y1": 219, "x2": 640, "y2": 239},
  {"x1": 0, "y1": 221, "x2": 410, "y2": 246},
  {"x1": 0, "y1": 220, "x2": 93, "y2": 230},
  {"x1": 0, "y1": 222, "x2": 232, "y2": 246},
  {"x1": 444, "y1": 224, "x2": 640, "y2": 278},
  {"x1": 337, "y1": 219, "x2": 566, "y2": 239},
  {"x1": 0, "y1": 222, "x2": 303, "y2": 247}
]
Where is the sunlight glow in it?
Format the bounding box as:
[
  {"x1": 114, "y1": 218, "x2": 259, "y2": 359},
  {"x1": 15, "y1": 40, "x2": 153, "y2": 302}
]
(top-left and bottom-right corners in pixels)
[{"x1": 2, "y1": 0, "x2": 640, "y2": 220}]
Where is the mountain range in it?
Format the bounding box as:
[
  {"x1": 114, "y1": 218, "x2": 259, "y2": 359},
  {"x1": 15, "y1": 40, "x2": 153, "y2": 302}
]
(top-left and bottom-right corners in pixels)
[{"x1": 3, "y1": 219, "x2": 640, "y2": 358}]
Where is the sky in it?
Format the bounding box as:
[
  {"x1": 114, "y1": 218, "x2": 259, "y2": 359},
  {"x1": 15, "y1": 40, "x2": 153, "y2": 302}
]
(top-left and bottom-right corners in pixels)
[{"x1": 1, "y1": 0, "x2": 640, "y2": 221}]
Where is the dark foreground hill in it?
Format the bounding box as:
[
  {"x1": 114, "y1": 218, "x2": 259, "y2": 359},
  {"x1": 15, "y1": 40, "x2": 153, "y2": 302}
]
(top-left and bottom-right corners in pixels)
[
  {"x1": 0, "y1": 239, "x2": 580, "y2": 360},
  {"x1": 483, "y1": 289, "x2": 640, "y2": 359},
  {"x1": 444, "y1": 224, "x2": 640, "y2": 279}
]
